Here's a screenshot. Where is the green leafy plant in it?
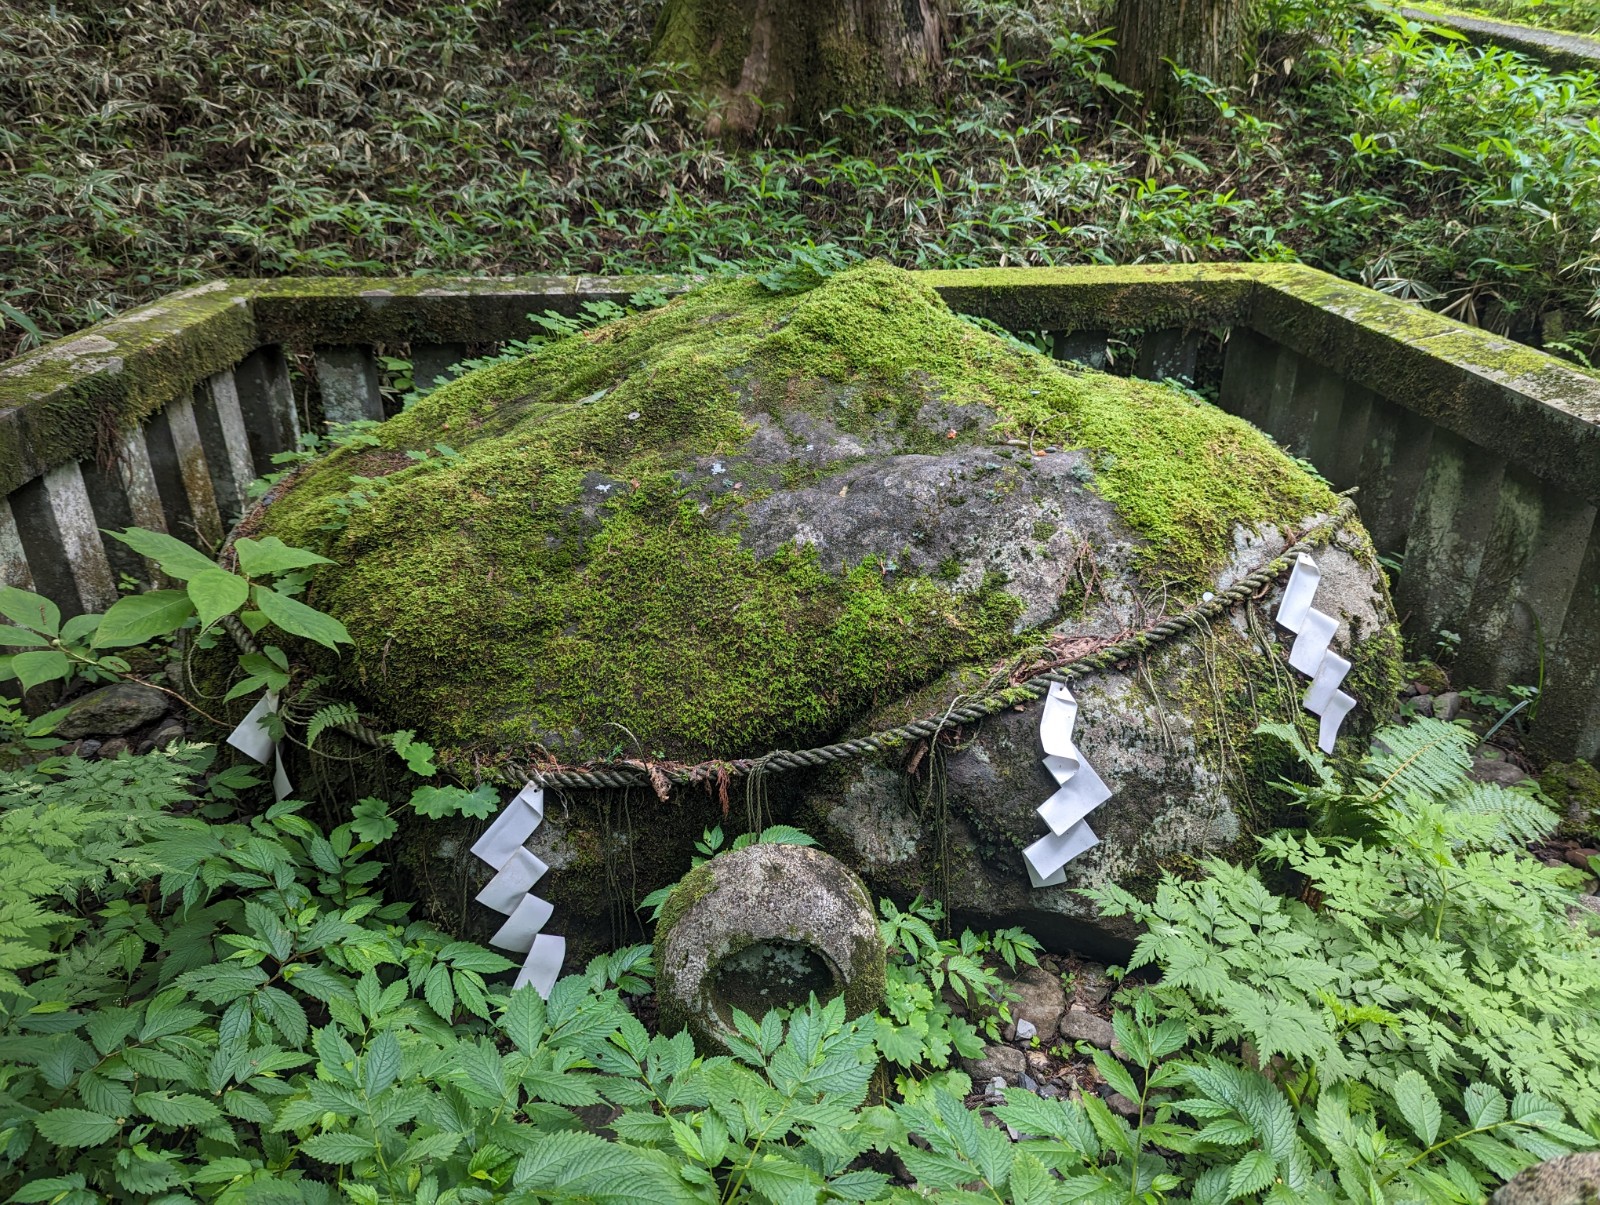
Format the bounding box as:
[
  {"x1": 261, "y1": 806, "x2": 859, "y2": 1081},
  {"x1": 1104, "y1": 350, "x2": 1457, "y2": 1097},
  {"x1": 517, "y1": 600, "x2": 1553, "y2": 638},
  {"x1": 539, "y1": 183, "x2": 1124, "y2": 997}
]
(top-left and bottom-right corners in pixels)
[
  {"x1": 638, "y1": 824, "x2": 819, "y2": 920},
  {"x1": 874, "y1": 895, "x2": 1040, "y2": 1084}
]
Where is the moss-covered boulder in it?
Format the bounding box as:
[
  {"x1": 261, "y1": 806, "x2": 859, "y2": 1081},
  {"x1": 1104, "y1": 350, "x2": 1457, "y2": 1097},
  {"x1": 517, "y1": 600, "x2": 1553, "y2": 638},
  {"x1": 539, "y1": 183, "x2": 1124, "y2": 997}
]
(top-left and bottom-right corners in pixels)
[{"x1": 244, "y1": 261, "x2": 1403, "y2": 957}]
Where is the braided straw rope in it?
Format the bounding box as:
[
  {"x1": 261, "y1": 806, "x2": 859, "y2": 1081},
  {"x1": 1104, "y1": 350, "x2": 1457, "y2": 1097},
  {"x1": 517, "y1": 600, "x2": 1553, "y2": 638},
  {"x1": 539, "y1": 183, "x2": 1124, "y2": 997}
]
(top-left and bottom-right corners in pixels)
[{"x1": 226, "y1": 496, "x2": 1358, "y2": 795}]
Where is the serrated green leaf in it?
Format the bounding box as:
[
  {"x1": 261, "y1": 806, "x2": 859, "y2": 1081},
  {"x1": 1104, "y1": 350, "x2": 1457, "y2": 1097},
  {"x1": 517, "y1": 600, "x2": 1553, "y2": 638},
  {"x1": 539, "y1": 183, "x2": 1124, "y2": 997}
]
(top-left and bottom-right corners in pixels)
[
  {"x1": 106, "y1": 528, "x2": 220, "y2": 580},
  {"x1": 234, "y1": 536, "x2": 336, "y2": 578},
  {"x1": 424, "y1": 962, "x2": 455, "y2": 1021},
  {"x1": 300, "y1": 1129, "x2": 377, "y2": 1165},
  {"x1": 0, "y1": 585, "x2": 60, "y2": 635},
  {"x1": 410, "y1": 782, "x2": 498, "y2": 819},
  {"x1": 1392, "y1": 1069, "x2": 1442, "y2": 1147},
  {"x1": 390, "y1": 729, "x2": 436, "y2": 776},
  {"x1": 1463, "y1": 1082, "x2": 1506, "y2": 1130},
  {"x1": 134, "y1": 1090, "x2": 224, "y2": 1128},
  {"x1": 93, "y1": 589, "x2": 196, "y2": 647},
  {"x1": 252, "y1": 585, "x2": 351, "y2": 650},
  {"x1": 186, "y1": 568, "x2": 249, "y2": 629},
  {"x1": 10, "y1": 1175, "x2": 89, "y2": 1203},
  {"x1": 33, "y1": 1107, "x2": 120, "y2": 1147},
  {"x1": 1227, "y1": 1148, "x2": 1277, "y2": 1200}
]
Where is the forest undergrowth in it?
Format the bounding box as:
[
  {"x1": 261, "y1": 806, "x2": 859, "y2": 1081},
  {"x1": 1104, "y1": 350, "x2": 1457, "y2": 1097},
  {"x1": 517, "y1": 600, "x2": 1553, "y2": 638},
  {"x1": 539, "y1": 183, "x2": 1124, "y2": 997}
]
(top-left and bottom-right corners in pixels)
[{"x1": 2, "y1": 0, "x2": 1598, "y2": 364}]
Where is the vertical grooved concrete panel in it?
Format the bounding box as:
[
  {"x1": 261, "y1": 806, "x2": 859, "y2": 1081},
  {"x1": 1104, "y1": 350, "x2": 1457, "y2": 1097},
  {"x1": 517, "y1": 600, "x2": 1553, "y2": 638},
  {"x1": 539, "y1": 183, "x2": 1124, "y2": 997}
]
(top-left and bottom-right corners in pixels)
[
  {"x1": 81, "y1": 427, "x2": 168, "y2": 588},
  {"x1": 1323, "y1": 384, "x2": 1374, "y2": 493},
  {"x1": 1538, "y1": 526, "x2": 1600, "y2": 761},
  {"x1": 1050, "y1": 330, "x2": 1110, "y2": 371},
  {"x1": 10, "y1": 462, "x2": 117, "y2": 616},
  {"x1": 1219, "y1": 328, "x2": 1293, "y2": 432},
  {"x1": 1456, "y1": 469, "x2": 1595, "y2": 691},
  {"x1": 0, "y1": 498, "x2": 32, "y2": 590},
  {"x1": 315, "y1": 345, "x2": 385, "y2": 425},
  {"x1": 412, "y1": 342, "x2": 468, "y2": 394},
  {"x1": 234, "y1": 345, "x2": 301, "y2": 474},
  {"x1": 192, "y1": 370, "x2": 258, "y2": 524},
  {"x1": 1135, "y1": 329, "x2": 1198, "y2": 385},
  {"x1": 165, "y1": 395, "x2": 222, "y2": 547},
  {"x1": 1296, "y1": 364, "x2": 1347, "y2": 469},
  {"x1": 1395, "y1": 429, "x2": 1507, "y2": 642},
  {"x1": 1354, "y1": 399, "x2": 1433, "y2": 559}
]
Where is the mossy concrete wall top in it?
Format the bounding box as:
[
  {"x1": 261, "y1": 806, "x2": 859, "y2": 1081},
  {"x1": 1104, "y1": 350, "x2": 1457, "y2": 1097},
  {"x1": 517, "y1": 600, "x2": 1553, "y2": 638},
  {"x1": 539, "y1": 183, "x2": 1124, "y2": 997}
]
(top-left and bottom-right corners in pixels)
[
  {"x1": 249, "y1": 273, "x2": 693, "y2": 347},
  {"x1": 6, "y1": 261, "x2": 1600, "y2": 506},
  {"x1": 0, "y1": 281, "x2": 258, "y2": 496},
  {"x1": 1400, "y1": 5, "x2": 1600, "y2": 73}
]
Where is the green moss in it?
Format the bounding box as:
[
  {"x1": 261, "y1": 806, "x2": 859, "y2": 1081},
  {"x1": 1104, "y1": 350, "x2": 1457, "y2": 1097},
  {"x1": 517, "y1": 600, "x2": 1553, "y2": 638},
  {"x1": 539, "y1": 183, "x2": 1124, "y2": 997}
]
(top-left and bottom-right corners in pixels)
[
  {"x1": 652, "y1": 860, "x2": 716, "y2": 957},
  {"x1": 1540, "y1": 760, "x2": 1600, "y2": 838},
  {"x1": 255, "y1": 262, "x2": 1339, "y2": 766}
]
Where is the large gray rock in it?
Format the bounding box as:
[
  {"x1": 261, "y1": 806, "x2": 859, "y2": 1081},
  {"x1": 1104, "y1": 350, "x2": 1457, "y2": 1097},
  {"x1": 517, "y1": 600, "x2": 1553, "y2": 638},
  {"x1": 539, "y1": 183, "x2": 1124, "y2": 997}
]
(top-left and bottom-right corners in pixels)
[
  {"x1": 56, "y1": 682, "x2": 167, "y2": 739},
  {"x1": 1492, "y1": 1152, "x2": 1600, "y2": 1205},
  {"x1": 654, "y1": 843, "x2": 886, "y2": 1053},
  {"x1": 249, "y1": 263, "x2": 1403, "y2": 962},
  {"x1": 803, "y1": 522, "x2": 1399, "y2": 957}
]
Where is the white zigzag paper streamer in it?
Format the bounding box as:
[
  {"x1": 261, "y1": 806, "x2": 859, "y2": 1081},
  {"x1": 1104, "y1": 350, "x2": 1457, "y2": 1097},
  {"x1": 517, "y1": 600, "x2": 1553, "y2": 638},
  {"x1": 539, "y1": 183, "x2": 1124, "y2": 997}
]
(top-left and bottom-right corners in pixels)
[
  {"x1": 226, "y1": 691, "x2": 293, "y2": 801},
  {"x1": 1276, "y1": 553, "x2": 1357, "y2": 754},
  {"x1": 228, "y1": 697, "x2": 564, "y2": 995},
  {"x1": 470, "y1": 783, "x2": 565, "y2": 997},
  {"x1": 1022, "y1": 683, "x2": 1113, "y2": 888}
]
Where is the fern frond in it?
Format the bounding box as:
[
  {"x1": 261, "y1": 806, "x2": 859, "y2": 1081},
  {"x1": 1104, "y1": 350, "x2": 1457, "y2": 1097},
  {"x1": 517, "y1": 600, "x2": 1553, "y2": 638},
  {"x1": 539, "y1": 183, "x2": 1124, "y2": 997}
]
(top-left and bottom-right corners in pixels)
[
  {"x1": 306, "y1": 702, "x2": 360, "y2": 748},
  {"x1": 1448, "y1": 782, "x2": 1558, "y2": 848},
  {"x1": 1358, "y1": 718, "x2": 1474, "y2": 805}
]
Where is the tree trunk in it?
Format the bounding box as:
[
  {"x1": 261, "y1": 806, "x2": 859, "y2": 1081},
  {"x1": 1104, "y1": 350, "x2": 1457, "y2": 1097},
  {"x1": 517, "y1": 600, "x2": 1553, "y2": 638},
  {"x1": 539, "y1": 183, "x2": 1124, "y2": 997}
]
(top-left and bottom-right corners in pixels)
[
  {"x1": 653, "y1": 0, "x2": 944, "y2": 138},
  {"x1": 1110, "y1": 0, "x2": 1258, "y2": 117}
]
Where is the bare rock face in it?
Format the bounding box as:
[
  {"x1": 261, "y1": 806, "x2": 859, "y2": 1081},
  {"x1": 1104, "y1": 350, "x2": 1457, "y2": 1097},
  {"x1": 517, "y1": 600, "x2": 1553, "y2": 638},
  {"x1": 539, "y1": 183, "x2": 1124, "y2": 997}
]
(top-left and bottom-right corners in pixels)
[
  {"x1": 653, "y1": 844, "x2": 885, "y2": 1053},
  {"x1": 1491, "y1": 1153, "x2": 1600, "y2": 1205},
  {"x1": 246, "y1": 262, "x2": 1403, "y2": 961},
  {"x1": 803, "y1": 522, "x2": 1399, "y2": 958}
]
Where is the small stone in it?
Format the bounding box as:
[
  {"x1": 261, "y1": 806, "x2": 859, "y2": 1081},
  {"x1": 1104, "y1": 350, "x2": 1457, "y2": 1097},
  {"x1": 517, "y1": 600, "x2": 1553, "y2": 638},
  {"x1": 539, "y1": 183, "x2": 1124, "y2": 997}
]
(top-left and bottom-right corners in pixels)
[
  {"x1": 151, "y1": 723, "x2": 187, "y2": 750},
  {"x1": 1569, "y1": 895, "x2": 1600, "y2": 927},
  {"x1": 1014, "y1": 1018, "x2": 1038, "y2": 1042},
  {"x1": 961, "y1": 1044, "x2": 1027, "y2": 1086},
  {"x1": 989, "y1": 1076, "x2": 1007, "y2": 1096},
  {"x1": 1002, "y1": 964, "x2": 1067, "y2": 1043},
  {"x1": 1025, "y1": 1050, "x2": 1053, "y2": 1078},
  {"x1": 1038, "y1": 1084, "x2": 1064, "y2": 1100},
  {"x1": 96, "y1": 737, "x2": 130, "y2": 760},
  {"x1": 75, "y1": 739, "x2": 101, "y2": 759},
  {"x1": 1411, "y1": 680, "x2": 1433, "y2": 697},
  {"x1": 1019, "y1": 1072, "x2": 1038, "y2": 1092},
  {"x1": 1471, "y1": 758, "x2": 1528, "y2": 787},
  {"x1": 1434, "y1": 691, "x2": 1462, "y2": 722},
  {"x1": 135, "y1": 739, "x2": 155, "y2": 755},
  {"x1": 1105, "y1": 1092, "x2": 1140, "y2": 1118},
  {"x1": 1073, "y1": 964, "x2": 1113, "y2": 1010},
  {"x1": 1061, "y1": 1008, "x2": 1115, "y2": 1050},
  {"x1": 1410, "y1": 694, "x2": 1434, "y2": 717},
  {"x1": 1565, "y1": 848, "x2": 1600, "y2": 870},
  {"x1": 55, "y1": 682, "x2": 168, "y2": 739}
]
